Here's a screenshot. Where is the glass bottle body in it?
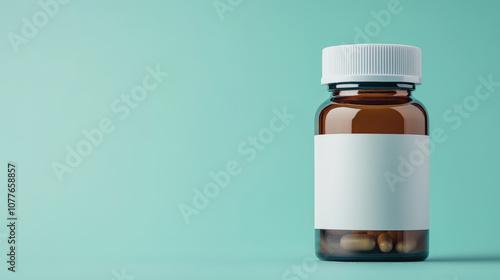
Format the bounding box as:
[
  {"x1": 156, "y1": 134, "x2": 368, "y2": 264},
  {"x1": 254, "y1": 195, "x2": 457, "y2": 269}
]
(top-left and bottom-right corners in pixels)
[{"x1": 315, "y1": 83, "x2": 429, "y2": 261}]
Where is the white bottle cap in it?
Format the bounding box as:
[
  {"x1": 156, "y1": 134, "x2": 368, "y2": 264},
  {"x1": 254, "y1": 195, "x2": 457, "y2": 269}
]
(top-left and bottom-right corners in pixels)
[{"x1": 321, "y1": 44, "x2": 422, "y2": 85}]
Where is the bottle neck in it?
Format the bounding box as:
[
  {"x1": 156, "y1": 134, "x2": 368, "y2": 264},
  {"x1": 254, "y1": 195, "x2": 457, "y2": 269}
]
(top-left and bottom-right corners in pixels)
[{"x1": 328, "y1": 82, "x2": 415, "y2": 97}]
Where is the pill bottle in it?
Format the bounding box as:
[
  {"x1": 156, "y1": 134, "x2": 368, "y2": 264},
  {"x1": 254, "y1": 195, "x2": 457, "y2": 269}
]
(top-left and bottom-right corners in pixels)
[{"x1": 315, "y1": 44, "x2": 429, "y2": 261}]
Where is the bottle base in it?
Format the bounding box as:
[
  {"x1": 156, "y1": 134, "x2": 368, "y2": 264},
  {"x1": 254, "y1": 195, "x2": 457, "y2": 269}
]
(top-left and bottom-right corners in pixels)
[
  {"x1": 315, "y1": 229, "x2": 429, "y2": 262},
  {"x1": 316, "y1": 251, "x2": 429, "y2": 262}
]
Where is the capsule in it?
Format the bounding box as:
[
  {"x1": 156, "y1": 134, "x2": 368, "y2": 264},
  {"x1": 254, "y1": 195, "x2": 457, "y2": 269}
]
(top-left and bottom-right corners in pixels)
[
  {"x1": 396, "y1": 239, "x2": 417, "y2": 253},
  {"x1": 340, "y1": 234, "x2": 375, "y2": 251},
  {"x1": 377, "y1": 233, "x2": 393, "y2": 253},
  {"x1": 367, "y1": 231, "x2": 385, "y2": 240}
]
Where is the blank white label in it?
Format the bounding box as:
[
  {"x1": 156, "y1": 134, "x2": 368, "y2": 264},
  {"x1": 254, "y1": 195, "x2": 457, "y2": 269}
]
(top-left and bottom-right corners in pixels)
[{"x1": 314, "y1": 134, "x2": 429, "y2": 230}]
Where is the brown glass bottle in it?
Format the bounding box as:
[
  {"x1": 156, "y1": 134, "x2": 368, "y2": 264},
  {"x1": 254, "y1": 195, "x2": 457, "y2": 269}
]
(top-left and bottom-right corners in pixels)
[{"x1": 315, "y1": 82, "x2": 429, "y2": 261}]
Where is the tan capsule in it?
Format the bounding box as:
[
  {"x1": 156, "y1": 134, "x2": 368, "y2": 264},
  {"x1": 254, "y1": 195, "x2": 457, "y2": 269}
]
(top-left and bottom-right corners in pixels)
[
  {"x1": 367, "y1": 231, "x2": 385, "y2": 239},
  {"x1": 340, "y1": 234, "x2": 376, "y2": 251},
  {"x1": 396, "y1": 239, "x2": 417, "y2": 253},
  {"x1": 377, "y1": 233, "x2": 393, "y2": 253}
]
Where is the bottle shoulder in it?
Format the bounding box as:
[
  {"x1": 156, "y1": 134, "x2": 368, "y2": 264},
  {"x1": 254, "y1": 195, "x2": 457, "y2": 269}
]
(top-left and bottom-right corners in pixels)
[
  {"x1": 315, "y1": 96, "x2": 428, "y2": 135},
  {"x1": 316, "y1": 97, "x2": 428, "y2": 119}
]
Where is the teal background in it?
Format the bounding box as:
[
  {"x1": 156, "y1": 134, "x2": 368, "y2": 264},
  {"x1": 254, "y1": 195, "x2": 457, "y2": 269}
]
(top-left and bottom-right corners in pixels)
[{"x1": 0, "y1": 0, "x2": 499, "y2": 279}]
